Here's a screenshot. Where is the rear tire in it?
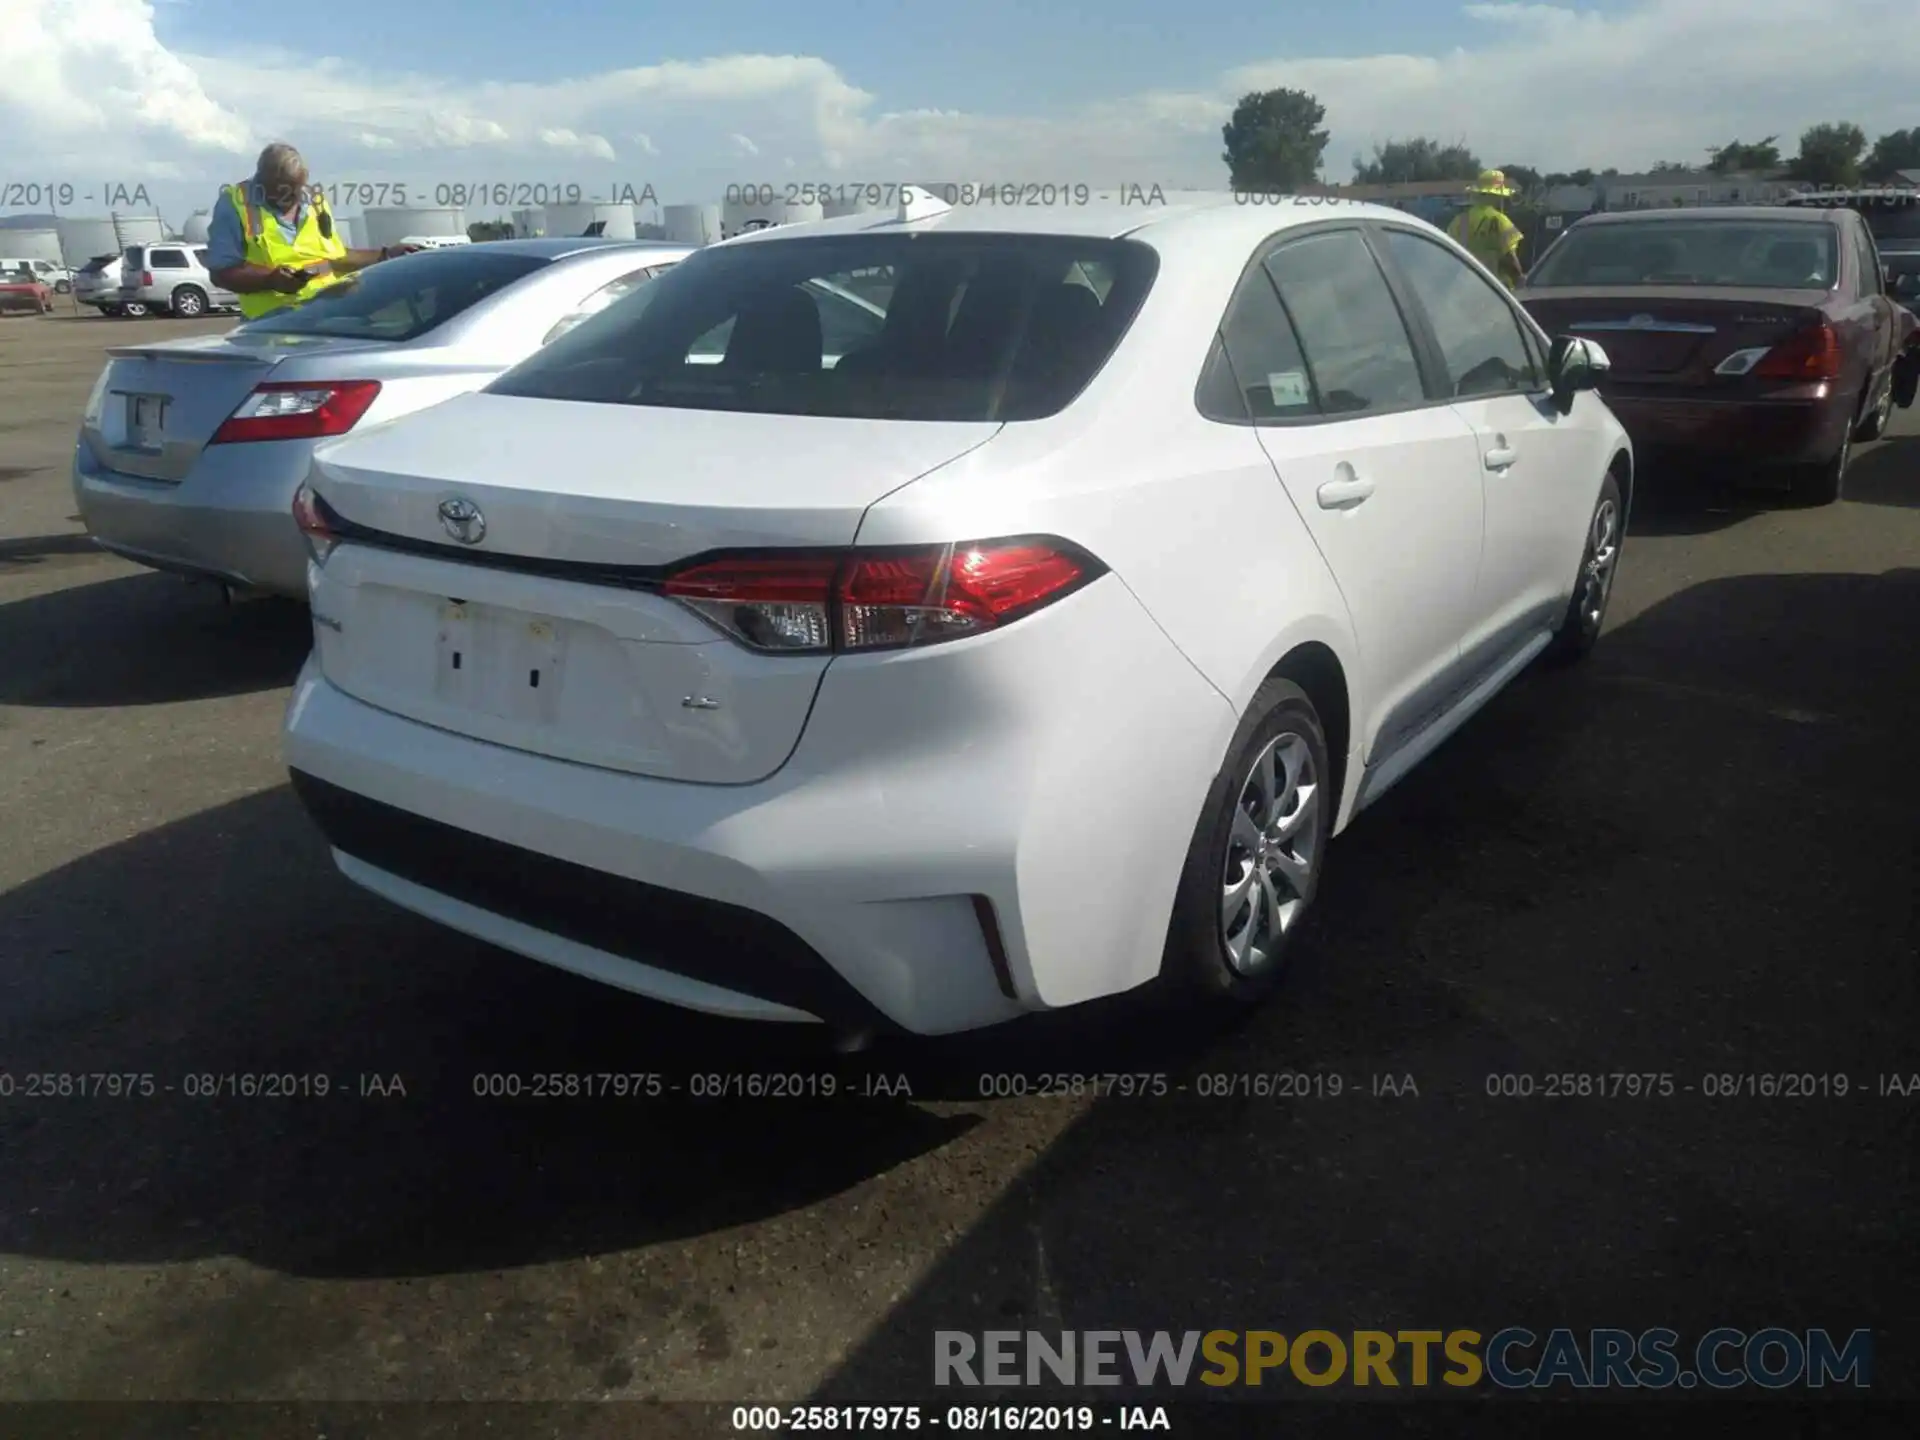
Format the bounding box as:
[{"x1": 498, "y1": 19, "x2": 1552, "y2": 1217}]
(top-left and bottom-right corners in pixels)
[
  {"x1": 1852, "y1": 374, "x2": 1893, "y2": 443},
  {"x1": 170, "y1": 286, "x2": 207, "y2": 318},
  {"x1": 122, "y1": 301, "x2": 149, "y2": 318},
  {"x1": 1789, "y1": 427, "x2": 1849, "y2": 507},
  {"x1": 1546, "y1": 471, "x2": 1624, "y2": 664},
  {"x1": 1163, "y1": 678, "x2": 1332, "y2": 1009}
]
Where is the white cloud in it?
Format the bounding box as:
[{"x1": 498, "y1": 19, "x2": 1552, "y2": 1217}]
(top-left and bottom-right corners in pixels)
[
  {"x1": 1, "y1": 0, "x2": 1912, "y2": 219},
  {"x1": 1, "y1": 0, "x2": 249, "y2": 162}
]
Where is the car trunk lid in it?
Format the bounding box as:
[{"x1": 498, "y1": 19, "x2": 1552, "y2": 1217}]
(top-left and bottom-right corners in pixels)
[
  {"x1": 1521, "y1": 288, "x2": 1831, "y2": 384},
  {"x1": 80, "y1": 331, "x2": 398, "y2": 482},
  {"x1": 305, "y1": 391, "x2": 1002, "y2": 784}
]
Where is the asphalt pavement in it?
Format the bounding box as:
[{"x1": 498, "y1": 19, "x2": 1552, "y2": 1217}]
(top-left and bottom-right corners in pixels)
[{"x1": 0, "y1": 310, "x2": 1915, "y2": 1431}]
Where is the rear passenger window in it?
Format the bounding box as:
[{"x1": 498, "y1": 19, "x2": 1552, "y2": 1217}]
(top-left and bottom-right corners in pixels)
[
  {"x1": 1262, "y1": 231, "x2": 1426, "y2": 414},
  {"x1": 1382, "y1": 229, "x2": 1540, "y2": 398},
  {"x1": 1197, "y1": 267, "x2": 1318, "y2": 421},
  {"x1": 1853, "y1": 223, "x2": 1880, "y2": 294},
  {"x1": 150, "y1": 249, "x2": 189, "y2": 269}
]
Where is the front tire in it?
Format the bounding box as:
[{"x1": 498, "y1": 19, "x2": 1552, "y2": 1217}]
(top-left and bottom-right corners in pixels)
[
  {"x1": 1164, "y1": 678, "x2": 1332, "y2": 1007},
  {"x1": 1546, "y1": 470, "x2": 1623, "y2": 664},
  {"x1": 121, "y1": 301, "x2": 149, "y2": 318}
]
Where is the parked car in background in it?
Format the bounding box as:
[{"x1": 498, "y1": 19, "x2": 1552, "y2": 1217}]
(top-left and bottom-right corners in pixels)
[
  {"x1": 282, "y1": 196, "x2": 1630, "y2": 1039},
  {"x1": 0, "y1": 266, "x2": 54, "y2": 315},
  {"x1": 75, "y1": 239, "x2": 692, "y2": 597},
  {"x1": 0, "y1": 256, "x2": 72, "y2": 292},
  {"x1": 72, "y1": 254, "x2": 144, "y2": 316},
  {"x1": 117, "y1": 242, "x2": 240, "y2": 318},
  {"x1": 1519, "y1": 206, "x2": 1916, "y2": 504}
]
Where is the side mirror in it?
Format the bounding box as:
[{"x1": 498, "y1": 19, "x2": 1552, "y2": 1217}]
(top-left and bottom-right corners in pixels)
[{"x1": 1549, "y1": 336, "x2": 1610, "y2": 413}]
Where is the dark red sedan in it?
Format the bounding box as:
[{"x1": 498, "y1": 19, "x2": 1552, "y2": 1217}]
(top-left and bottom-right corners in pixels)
[
  {"x1": 0, "y1": 269, "x2": 55, "y2": 316},
  {"x1": 1518, "y1": 206, "x2": 1918, "y2": 504}
]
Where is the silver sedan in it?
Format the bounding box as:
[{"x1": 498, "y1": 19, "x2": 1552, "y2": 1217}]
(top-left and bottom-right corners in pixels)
[{"x1": 73, "y1": 238, "x2": 694, "y2": 598}]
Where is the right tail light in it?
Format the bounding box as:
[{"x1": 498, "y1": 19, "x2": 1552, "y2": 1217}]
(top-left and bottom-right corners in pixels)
[
  {"x1": 660, "y1": 539, "x2": 1106, "y2": 654},
  {"x1": 1751, "y1": 322, "x2": 1844, "y2": 381}
]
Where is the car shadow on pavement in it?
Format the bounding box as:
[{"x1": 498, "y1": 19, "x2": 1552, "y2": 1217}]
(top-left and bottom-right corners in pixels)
[
  {"x1": 799, "y1": 568, "x2": 1920, "y2": 1406},
  {"x1": 0, "y1": 569, "x2": 310, "y2": 707},
  {"x1": 0, "y1": 533, "x2": 98, "y2": 565},
  {"x1": 0, "y1": 782, "x2": 981, "y2": 1288},
  {"x1": 1845, "y1": 435, "x2": 1920, "y2": 510}
]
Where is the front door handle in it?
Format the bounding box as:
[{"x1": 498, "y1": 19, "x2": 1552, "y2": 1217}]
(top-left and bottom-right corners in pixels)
[
  {"x1": 1316, "y1": 474, "x2": 1375, "y2": 509},
  {"x1": 1484, "y1": 446, "x2": 1517, "y2": 471}
]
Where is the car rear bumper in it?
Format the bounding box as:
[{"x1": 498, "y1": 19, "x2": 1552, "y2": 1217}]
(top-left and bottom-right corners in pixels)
[
  {"x1": 72, "y1": 437, "x2": 315, "y2": 597},
  {"x1": 1599, "y1": 387, "x2": 1854, "y2": 468},
  {"x1": 282, "y1": 576, "x2": 1237, "y2": 1036}
]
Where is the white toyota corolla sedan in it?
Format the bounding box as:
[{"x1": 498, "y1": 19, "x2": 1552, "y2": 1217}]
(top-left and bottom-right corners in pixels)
[{"x1": 281, "y1": 188, "x2": 1630, "y2": 1039}]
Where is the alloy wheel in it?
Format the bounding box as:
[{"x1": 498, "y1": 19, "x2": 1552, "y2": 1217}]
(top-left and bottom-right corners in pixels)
[
  {"x1": 1220, "y1": 732, "x2": 1320, "y2": 975},
  {"x1": 1579, "y1": 495, "x2": 1620, "y2": 631}
]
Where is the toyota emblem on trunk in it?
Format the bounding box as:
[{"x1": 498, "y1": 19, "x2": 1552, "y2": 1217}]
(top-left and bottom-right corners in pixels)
[{"x1": 438, "y1": 497, "x2": 486, "y2": 545}]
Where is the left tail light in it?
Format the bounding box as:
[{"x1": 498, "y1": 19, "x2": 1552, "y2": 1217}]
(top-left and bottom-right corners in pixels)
[
  {"x1": 292, "y1": 482, "x2": 339, "y2": 565},
  {"x1": 660, "y1": 539, "x2": 1105, "y2": 654},
  {"x1": 211, "y1": 381, "x2": 381, "y2": 444}
]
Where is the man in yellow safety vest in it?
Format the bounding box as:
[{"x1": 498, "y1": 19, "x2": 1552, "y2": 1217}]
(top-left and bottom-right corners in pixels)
[
  {"x1": 1447, "y1": 169, "x2": 1526, "y2": 289},
  {"x1": 205, "y1": 143, "x2": 422, "y2": 319}
]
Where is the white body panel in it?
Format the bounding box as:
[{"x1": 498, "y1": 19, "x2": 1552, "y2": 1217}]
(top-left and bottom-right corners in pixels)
[{"x1": 283, "y1": 194, "x2": 1631, "y2": 1033}]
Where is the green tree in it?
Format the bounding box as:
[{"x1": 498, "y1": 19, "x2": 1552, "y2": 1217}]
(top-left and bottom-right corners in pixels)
[
  {"x1": 1352, "y1": 136, "x2": 1480, "y2": 185},
  {"x1": 1497, "y1": 163, "x2": 1543, "y2": 195},
  {"x1": 1706, "y1": 136, "x2": 1781, "y2": 173},
  {"x1": 467, "y1": 220, "x2": 514, "y2": 241},
  {"x1": 1788, "y1": 122, "x2": 1868, "y2": 187},
  {"x1": 1222, "y1": 89, "x2": 1330, "y2": 190},
  {"x1": 1863, "y1": 128, "x2": 1920, "y2": 181},
  {"x1": 1648, "y1": 160, "x2": 1693, "y2": 174}
]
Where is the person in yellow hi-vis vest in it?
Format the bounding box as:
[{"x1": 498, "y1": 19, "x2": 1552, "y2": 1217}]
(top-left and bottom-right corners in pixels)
[
  {"x1": 205, "y1": 143, "x2": 423, "y2": 319},
  {"x1": 1447, "y1": 169, "x2": 1526, "y2": 290}
]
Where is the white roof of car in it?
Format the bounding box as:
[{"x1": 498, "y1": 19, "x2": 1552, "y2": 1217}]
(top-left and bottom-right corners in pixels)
[{"x1": 717, "y1": 190, "x2": 1428, "y2": 247}]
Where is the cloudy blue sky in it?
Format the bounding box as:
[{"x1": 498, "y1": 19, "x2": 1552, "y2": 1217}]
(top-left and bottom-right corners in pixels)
[{"x1": 4, "y1": 0, "x2": 1913, "y2": 223}]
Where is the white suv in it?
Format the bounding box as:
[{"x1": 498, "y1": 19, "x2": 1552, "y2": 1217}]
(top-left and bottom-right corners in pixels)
[{"x1": 118, "y1": 243, "x2": 240, "y2": 318}]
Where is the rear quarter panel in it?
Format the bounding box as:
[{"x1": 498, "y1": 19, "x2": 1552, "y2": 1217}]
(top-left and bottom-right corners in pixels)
[{"x1": 856, "y1": 219, "x2": 1364, "y2": 820}]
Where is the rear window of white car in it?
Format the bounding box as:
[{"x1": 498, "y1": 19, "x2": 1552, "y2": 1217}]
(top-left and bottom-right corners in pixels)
[
  {"x1": 235, "y1": 248, "x2": 550, "y2": 342},
  {"x1": 488, "y1": 234, "x2": 1158, "y2": 422},
  {"x1": 1528, "y1": 220, "x2": 1839, "y2": 289}
]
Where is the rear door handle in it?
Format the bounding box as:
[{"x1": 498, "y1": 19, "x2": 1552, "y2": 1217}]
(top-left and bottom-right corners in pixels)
[
  {"x1": 1316, "y1": 475, "x2": 1375, "y2": 509},
  {"x1": 1484, "y1": 447, "x2": 1517, "y2": 471}
]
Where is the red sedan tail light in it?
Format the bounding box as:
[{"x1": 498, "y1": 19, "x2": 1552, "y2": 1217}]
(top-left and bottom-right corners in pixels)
[
  {"x1": 140, "y1": 271, "x2": 154, "y2": 287},
  {"x1": 661, "y1": 539, "x2": 1104, "y2": 654},
  {"x1": 211, "y1": 381, "x2": 381, "y2": 444},
  {"x1": 1753, "y1": 323, "x2": 1843, "y2": 381}
]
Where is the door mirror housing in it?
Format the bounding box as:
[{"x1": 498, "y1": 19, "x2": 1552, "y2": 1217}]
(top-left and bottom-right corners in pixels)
[{"x1": 1548, "y1": 336, "x2": 1610, "y2": 413}]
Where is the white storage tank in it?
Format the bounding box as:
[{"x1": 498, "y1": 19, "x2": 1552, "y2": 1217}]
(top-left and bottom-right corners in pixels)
[
  {"x1": 541, "y1": 202, "x2": 635, "y2": 239},
  {"x1": 2, "y1": 228, "x2": 65, "y2": 263},
  {"x1": 720, "y1": 196, "x2": 823, "y2": 238},
  {"x1": 180, "y1": 211, "x2": 213, "y2": 245},
  {"x1": 662, "y1": 203, "x2": 720, "y2": 245},
  {"x1": 110, "y1": 215, "x2": 169, "y2": 250},
  {"x1": 56, "y1": 217, "x2": 122, "y2": 267},
  {"x1": 822, "y1": 195, "x2": 878, "y2": 219},
  {"x1": 511, "y1": 207, "x2": 544, "y2": 238},
  {"x1": 359, "y1": 207, "x2": 466, "y2": 249}
]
